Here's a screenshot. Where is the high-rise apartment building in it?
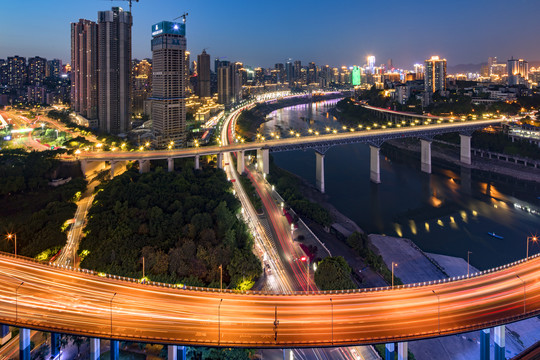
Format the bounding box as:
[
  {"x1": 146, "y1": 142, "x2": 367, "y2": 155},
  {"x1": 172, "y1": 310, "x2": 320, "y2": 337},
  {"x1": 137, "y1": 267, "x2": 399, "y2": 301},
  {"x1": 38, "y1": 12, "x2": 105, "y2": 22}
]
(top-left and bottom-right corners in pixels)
[
  {"x1": 197, "y1": 50, "x2": 211, "y2": 98},
  {"x1": 27, "y1": 57, "x2": 47, "y2": 86},
  {"x1": 151, "y1": 20, "x2": 187, "y2": 148},
  {"x1": 97, "y1": 7, "x2": 132, "y2": 134},
  {"x1": 47, "y1": 59, "x2": 62, "y2": 78},
  {"x1": 7, "y1": 56, "x2": 26, "y2": 87},
  {"x1": 217, "y1": 61, "x2": 241, "y2": 105},
  {"x1": 307, "y1": 62, "x2": 317, "y2": 84},
  {"x1": 507, "y1": 57, "x2": 528, "y2": 85},
  {"x1": 285, "y1": 60, "x2": 294, "y2": 84},
  {"x1": 293, "y1": 60, "x2": 302, "y2": 83},
  {"x1": 71, "y1": 19, "x2": 98, "y2": 120},
  {"x1": 132, "y1": 59, "x2": 152, "y2": 115},
  {"x1": 424, "y1": 56, "x2": 446, "y2": 93},
  {"x1": 0, "y1": 60, "x2": 8, "y2": 86}
]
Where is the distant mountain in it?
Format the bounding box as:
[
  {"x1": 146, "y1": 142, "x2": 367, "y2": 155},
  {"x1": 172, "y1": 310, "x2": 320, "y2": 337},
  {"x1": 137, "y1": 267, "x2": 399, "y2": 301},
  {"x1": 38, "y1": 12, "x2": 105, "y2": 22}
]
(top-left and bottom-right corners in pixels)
[{"x1": 447, "y1": 63, "x2": 484, "y2": 74}]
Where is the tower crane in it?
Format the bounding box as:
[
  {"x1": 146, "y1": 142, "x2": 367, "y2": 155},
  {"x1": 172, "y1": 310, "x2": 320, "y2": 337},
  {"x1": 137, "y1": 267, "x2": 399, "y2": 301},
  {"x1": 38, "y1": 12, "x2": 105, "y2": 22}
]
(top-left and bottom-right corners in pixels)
[
  {"x1": 173, "y1": 12, "x2": 189, "y2": 23},
  {"x1": 109, "y1": 0, "x2": 139, "y2": 13}
]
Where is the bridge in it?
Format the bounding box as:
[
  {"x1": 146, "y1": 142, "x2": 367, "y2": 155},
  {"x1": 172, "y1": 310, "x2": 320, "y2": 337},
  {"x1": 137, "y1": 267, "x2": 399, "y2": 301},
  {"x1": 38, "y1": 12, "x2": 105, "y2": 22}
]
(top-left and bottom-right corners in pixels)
[
  {"x1": 79, "y1": 110, "x2": 503, "y2": 192},
  {"x1": 1, "y1": 251, "x2": 538, "y2": 359}
]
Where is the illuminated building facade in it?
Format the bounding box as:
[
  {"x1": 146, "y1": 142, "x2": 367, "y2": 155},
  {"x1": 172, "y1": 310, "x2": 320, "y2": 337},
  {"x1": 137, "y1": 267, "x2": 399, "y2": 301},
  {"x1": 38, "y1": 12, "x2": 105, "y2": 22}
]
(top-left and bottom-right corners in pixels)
[
  {"x1": 507, "y1": 57, "x2": 528, "y2": 85},
  {"x1": 424, "y1": 56, "x2": 446, "y2": 93}
]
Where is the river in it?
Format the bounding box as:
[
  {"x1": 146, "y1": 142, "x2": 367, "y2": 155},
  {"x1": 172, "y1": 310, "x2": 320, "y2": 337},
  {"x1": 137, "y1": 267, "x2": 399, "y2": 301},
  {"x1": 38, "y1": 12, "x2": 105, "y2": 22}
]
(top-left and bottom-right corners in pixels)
[{"x1": 260, "y1": 99, "x2": 540, "y2": 270}]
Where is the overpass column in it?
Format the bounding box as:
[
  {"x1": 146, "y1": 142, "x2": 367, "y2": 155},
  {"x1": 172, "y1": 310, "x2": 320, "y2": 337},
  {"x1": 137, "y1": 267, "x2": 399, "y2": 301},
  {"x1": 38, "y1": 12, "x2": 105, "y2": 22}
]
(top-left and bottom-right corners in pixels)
[
  {"x1": 480, "y1": 328, "x2": 490, "y2": 360},
  {"x1": 1, "y1": 325, "x2": 10, "y2": 345},
  {"x1": 19, "y1": 328, "x2": 30, "y2": 360},
  {"x1": 168, "y1": 345, "x2": 187, "y2": 360},
  {"x1": 168, "y1": 158, "x2": 174, "y2": 172},
  {"x1": 460, "y1": 134, "x2": 472, "y2": 165},
  {"x1": 420, "y1": 139, "x2": 432, "y2": 174},
  {"x1": 283, "y1": 348, "x2": 293, "y2": 360},
  {"x1": 110, "y1": 340, "x2": 119, "y2": 360},
  {"x1": 138, "y1": 159, "x2": 150, "y2": 174},
  {"x1": 194, "y1": 155, "x2": 200, "y2": 170},
  {"x1": 494, "y1": 325, "x2": 505, "y2": 360},
  {"x1": 110, "y1": 161, "x2": 118, "y2": 179},
  {"x1": 257, "y1": 149, "x2": 269, "y2": 175},
  {"x1": 90, "y1": 338, "x2": 101, "y2": 360},
  {"x1": 51, "y1": 332, "x2": 60, "y2": 358},
  {"x1": 315, "y1": 151, "x2": 325, "y2": 193},
  {"x1": 397, "y1": 342, "x2": 408, "y2": 360},
  {"x1": 385, "y1": 343, "x2": 395, "y2": 360},
  {"x1": 216, "y1": 153, "x2": 223, "y2": 169},
  {"x1": 237, "y1": 151, "x2": 245, "y2": 174},
  {"x1": 370, "y1": 145, "x2": 381, "y2": 184}
]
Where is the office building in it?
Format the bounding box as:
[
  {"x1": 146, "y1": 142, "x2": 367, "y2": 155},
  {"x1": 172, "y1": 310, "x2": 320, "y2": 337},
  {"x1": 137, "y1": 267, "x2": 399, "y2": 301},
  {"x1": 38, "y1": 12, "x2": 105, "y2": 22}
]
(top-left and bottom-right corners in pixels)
[
  {"x1": 351, "y1": 66, "x2": 361, "y2": 86},
  {"x1": 424, "y1": 56, "x2": 446, "y2": 93},
  {"x1": 367, "y1": 55, "x2": 376, "y2": 73},
  {"x1": 97, "y1": 7, "x2": 132, "y2": 134},
  {"x1": 286, "y1": 60, "x2": 294, "y2": 84},
  {"x1": 71, "y1": 19, "x2": 98, "y2": 120},
  {"x1": 507, "y1": 57, "x2": 528, "y2": 85},
  {"x1": 197, "y1": 50, "x2": 211, "y2": 98},
  {"x1": 7, "y1": 56, "x2": 26, "y2": 87},
  {"x1": 294, "y1": 60, "x2": 302, "y2": 83},
  {"x1": 151, "y1": 20, "x2": 187, "y2": 148},
  {"x1": 27, "y1": 56, "x2": 47, "y2": 86}
]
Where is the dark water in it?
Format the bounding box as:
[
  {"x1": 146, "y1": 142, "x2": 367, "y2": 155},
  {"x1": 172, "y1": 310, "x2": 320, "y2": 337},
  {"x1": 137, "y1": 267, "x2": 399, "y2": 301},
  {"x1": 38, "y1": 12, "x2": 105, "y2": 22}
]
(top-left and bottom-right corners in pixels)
[{"x1": 260, "y1": 100, "x2": 540, "y2": 270}]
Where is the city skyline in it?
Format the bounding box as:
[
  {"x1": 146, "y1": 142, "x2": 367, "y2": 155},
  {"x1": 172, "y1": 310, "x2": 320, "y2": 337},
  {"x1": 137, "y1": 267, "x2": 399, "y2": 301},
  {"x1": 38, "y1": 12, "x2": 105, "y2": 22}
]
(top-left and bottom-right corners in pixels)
[{"x1": 2, "y1": 0, "x2": 540, "y2": 68}]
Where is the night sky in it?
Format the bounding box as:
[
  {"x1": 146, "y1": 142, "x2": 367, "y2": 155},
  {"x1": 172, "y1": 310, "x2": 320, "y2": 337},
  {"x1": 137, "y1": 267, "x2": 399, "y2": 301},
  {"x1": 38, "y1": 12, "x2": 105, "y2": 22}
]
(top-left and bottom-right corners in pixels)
[{"x1": 1, "y1": 0, "x2": 539, "y2": 69}]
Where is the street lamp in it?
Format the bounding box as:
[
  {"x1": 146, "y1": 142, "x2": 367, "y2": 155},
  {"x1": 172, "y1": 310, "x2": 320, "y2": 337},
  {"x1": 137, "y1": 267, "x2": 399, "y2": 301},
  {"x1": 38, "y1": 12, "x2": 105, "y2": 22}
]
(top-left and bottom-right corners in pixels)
[
  {"x1": 219, "y1": 264, "x2": 223, "y2": 292},
  {"x1": 300, "y1": 256, "x2": 310, "y2": 291},
  {"x1": 526, "y1": 236, "x2": 538, "y2": 259},
  {"x1": 391, "y1": 262, "x2": 397, "y2": 289},
  {"x1": 6, "y1": 233, "x2": 17, "y2": 256}
]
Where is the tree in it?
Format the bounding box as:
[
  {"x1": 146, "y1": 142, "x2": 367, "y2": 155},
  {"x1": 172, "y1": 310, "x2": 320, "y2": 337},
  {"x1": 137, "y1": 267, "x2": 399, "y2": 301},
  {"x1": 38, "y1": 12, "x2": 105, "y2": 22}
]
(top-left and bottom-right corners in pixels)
[{"x1": 314, "y1": 256, "x2": 356, "y2": 291}]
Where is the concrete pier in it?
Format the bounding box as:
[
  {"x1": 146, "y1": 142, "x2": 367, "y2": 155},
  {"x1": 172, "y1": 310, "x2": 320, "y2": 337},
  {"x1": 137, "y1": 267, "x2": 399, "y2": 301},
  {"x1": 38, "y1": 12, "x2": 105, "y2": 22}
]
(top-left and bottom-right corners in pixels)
[
  {"x1": 110, "y1": 340, "x2": 119, "y2": 360},
  {"x1": 494, "y1": 325, "x2": 505, "y2": 360},
  {"x1": 138, "y1": 159, "x2": 150, "y2": 174},
  {"x1": 237, "y1": 151, "x2": 245, "y2": 174},
  {"x1": 1, "y1": 325, "x2": 10, "y2": 345},
  {"x1": 110, "y1": 161, "x2": 127, "y2": 179},
  {"x1": 194, "y1": 155, "x2": 200, "y2": 170},
  {"x1": 90, "y1": 338, "x2": 100, "y2": 360},
  {"x1": 283, "y1": 348, "x2": 293, "y2": 360},
  {"x1": 168, "y1": 158, "x2": 174, "y2": 172},
  {"x1": 370, "y1": 145, "x2": 381, "y2": 184},
  {"x1": 385, "y1": 343, "x2": 395, "y2": 359},
  {"x1": 19, "y1": 328, "x2": 30, "y2": 360},
  {"x1": 257, "y1": 148, "x2": 269, "y2": 175},
  {"x1": 460, "y1": 134, "x2": 472, "y2": 165},
  {"x1": 168, "y1": 345, "x2": 187, "y2": 360},
  {"x1": 51, "y1": 332, "x2": 60, "y2": 358},
  {"x1": 81, "y1": 160, "x2": 106, "y2": 178},
  {"x1": 315, "y1": 151, "x2": 325, "y2": 193},
  {"x1": 217, "y1": 153, "x2": 223, "y2": 169},
  {"x1": 480, "y1": 328, "x2": 490, "y2": 360},
  {"x1": 420, "y1": 139, "x2": 432, "y2": 174},
  {"x1": 398, "y1": 342, "x2": 408, "y2": 360}
]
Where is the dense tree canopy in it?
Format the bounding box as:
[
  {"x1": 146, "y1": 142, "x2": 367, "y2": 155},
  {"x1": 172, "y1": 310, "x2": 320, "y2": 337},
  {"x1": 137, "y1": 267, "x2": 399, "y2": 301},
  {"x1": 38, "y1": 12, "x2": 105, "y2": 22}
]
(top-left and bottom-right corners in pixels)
[
  {"x1": 314, "y1": 256, "x2": 356, "y2": 291},
  {"x1": 80, "y1": 167, "x2": 261, "y2": 288}
]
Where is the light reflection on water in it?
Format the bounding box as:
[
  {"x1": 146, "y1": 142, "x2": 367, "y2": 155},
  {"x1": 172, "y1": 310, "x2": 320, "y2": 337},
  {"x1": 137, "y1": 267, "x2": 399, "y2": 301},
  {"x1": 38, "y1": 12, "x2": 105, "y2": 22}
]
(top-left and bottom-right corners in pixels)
[{"x1": 265, "y1": 100, "x2": 540, "y2": 269}]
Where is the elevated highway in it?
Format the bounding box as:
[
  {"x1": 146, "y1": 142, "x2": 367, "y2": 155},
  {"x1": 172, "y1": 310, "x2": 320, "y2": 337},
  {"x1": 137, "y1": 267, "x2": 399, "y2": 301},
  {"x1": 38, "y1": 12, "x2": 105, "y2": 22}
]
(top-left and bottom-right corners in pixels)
[{"x1": 0, "y1": 252, "x2": 539, "y2": 348}]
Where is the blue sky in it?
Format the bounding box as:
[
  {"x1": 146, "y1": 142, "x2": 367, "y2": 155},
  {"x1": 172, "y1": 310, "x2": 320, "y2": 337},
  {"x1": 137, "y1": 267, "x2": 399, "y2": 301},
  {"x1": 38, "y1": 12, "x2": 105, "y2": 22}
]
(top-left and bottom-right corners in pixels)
[{"x1": 1, "y1": 0, "x2": 539, "y2": 69}]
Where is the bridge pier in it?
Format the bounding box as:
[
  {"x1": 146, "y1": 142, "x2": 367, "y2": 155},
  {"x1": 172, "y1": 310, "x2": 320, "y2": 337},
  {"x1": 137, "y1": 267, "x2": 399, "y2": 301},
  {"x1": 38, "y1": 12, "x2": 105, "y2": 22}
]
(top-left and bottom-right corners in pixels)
[
  {"x1": 420, "y1": 139, "x2": 432, "y2": 174},
  {"x1": 385, "y1": 343, "x2": 395, "y2": 360},
  {"x1": 90, "y1": 338, "x2": 101, "y2": 360},
  {"x1": 480, "y1": 328, "x2": 490, "y2": 360},
  {"x1": 138, "y1": 160, "x2": 150, "y2": 174},
  {"x1": 370, "y1": 145, "x2": 381, "y2": 184},
  {"x1": 257, "y1": 149, "x2": 269, "y2": 175},
  {"x1": 51, "y1": 332, "x2": 60, "y2": 358},
  {"x1": 168, "y1": 158, "x2": 174, "y2": 172},
  {"x1": 217, "y1": 153, "x2": 223, "y2": 169},
  {"x1": 19, "y1": 328, "x2": 30, "y2": 360},
  {"x1": 398, "y1": 342, "x2": 408, "y2": 360},
  {"x1": 110, "y1": 340, "x2": 119, "y2": 360},
  {"x1": 1, "y1": 325, "x2": 10, "y2": 345},
  {"x1": 168, "y1": 345, "x2": 187, "y2": 360},
  {"x1": 110, "y1": 161, "x2": 127, "y2": 179},
  {"x1": 494, "y1": 325, "x2": 505, "y2": 360},
  {"x1": 194, "y1": 155, "x2": 200, "y2": 170},
  {"x1": 460, "y1": 134, "x2": 472, "y2": 165},
  {"x1": 283, "y1": 348, "x2": 293, "y2": 360},
  {"x1": 237, "y1": 151, "x2": 245, "y2": 175},
  {"x1": 315, "y1": 151, "x2": 325, "y2": 193},
  {"x1": 81, "y1": 160, "x2": 106, "y2": 178}
]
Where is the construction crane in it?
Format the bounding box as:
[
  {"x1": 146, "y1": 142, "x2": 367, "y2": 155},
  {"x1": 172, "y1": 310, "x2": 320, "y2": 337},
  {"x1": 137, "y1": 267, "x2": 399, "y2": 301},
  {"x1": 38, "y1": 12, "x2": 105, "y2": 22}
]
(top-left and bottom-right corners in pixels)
[
  {"x1": 109, "y1": 0, "x2": 139, "y2": 13},
  {"x1": 173, "y1": 12, "x2": 189, "y2": 24}
]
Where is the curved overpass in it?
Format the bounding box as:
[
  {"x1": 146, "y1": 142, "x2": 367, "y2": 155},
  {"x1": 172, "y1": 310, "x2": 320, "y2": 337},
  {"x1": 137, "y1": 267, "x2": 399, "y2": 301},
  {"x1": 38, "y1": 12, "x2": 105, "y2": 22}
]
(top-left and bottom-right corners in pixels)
[{"x1": 1, "y1": 252, "x2": 539, "y2": 348}]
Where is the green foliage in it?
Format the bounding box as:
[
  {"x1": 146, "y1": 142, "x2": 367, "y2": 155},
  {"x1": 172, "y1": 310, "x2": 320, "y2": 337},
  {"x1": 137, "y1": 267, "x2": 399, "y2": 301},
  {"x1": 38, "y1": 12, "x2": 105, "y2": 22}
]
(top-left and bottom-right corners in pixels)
[
  {"x1": 187, "y1": 347, "x2": 256, "y2": 360},
  {"x1": 314, "y1": 256, "x2": 356, "y2": 291},
  {"x1": 238, "y1": 174, "x2": 262, "y2": 213},
  {"x1": 374, "y1": 344, "x2": 416, "y2": 360},
  {"x1": 81, "y1": 167, "x2": 261, "y2": 287},
  {"x1": 333, "y1": 97, "x2": 377, "y2": 127}
]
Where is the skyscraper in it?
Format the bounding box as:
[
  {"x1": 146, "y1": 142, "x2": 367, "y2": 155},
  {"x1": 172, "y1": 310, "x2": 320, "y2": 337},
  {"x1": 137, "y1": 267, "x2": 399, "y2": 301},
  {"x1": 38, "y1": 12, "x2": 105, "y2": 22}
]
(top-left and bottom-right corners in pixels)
[
  {"x1": 285, "y1": 60, "x2": 294, "y2": 84},
  {"x1": 197, "y1": 50, "x2": 211, "y2": 98},
  {"x1": 294, "y1": 60, "x2": 302, "y2": 83},
  {"x1": 27, "y1": 57, "x2": 47, "y2": 86},
  {"x1": 151, "y1": 20, "x2": 187, "y2": 148},
  {"x1": 507, "y1": 57, "x2": 528, "y2": 86},
  {"x1": 424, "y1": 56, "x2": 447, "y2": 93},
  {"x1": 217, "y1": 61, "x2": 241, "y2": 105},
  {"x1": 367, "y1": 55, "x2": 376, "y2": 73},
  {"x1": 47, "y1": 59, "x2": 62, "y2": 78},
  {"x1": 71, "y1": 19, "x2": 98, "y2": 121},
  {"x1": 351, "y1": 66, "x2": 361, "y2": 86},
  {"x1": 97, "y1": 7, "x2": 132, "y2": 134},
  {"x1": 7, "y1": 56, "x2": 26, "y2": 87}
]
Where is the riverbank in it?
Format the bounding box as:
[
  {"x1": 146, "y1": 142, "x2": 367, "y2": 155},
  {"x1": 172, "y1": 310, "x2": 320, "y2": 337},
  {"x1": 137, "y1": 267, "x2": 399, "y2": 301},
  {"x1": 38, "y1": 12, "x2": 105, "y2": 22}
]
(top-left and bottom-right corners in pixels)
[{"x1": 235, "y1": 93, "x2": 343, "y2": 139}]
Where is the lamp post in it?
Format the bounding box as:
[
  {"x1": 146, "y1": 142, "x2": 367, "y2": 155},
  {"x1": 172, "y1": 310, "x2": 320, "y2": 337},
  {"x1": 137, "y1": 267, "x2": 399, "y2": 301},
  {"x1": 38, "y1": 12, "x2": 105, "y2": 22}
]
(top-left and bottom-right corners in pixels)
[
  {"x1": 219, "y1": 264, "x2": 223, "y2": 292},
  {"x1": 301, "y1": 256, "x2": 310, "y2": 291},
  {"x1": 391, "y1": 262, "x2": 397, "y2": 289},
  {"x1": 110, "y1": 293, "x2": 116, "y2": 337},
  {"x1": 467, "y1": 251, "x2": 471, "y2": 277},
  {"x1": 16, "y1": 281, "x2": 24, "y2": 322},
  {"x1": 516, "y1": 275, "x2": 526, "y2": 314},
  {"x1": 432, "y1": 290, "x2": 440, "y2": 334},
  {"x1": 526, "y1": 236, "x2": 538, "y2": 259},
  {"x1": 6, "y1": 233, "x2": 17, "y2": 257}
]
